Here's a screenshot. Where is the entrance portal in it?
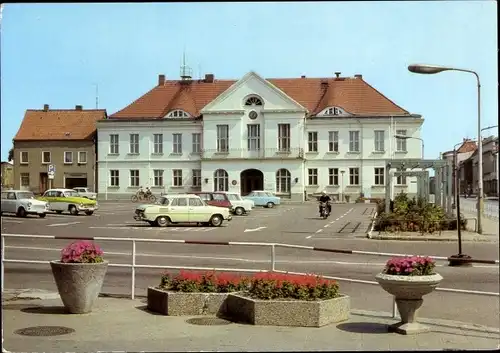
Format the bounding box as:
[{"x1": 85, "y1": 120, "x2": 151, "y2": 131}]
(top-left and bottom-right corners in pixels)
[{"x1": 240, "y1": 169, "x2": 264, "y2": 196}]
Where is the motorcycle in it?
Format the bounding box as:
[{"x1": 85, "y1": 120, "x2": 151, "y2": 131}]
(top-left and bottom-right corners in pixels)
[{"x1": 319, "y1": 201, "x2": 330, "y2": 219}]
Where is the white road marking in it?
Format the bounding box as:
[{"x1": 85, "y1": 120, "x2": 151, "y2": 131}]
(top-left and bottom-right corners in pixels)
[
  {"x1": 4, "y1": 246, "x2": 499, "y2": 268},
  {"x1": 89, "y1": 226, "x2": 215, "y2": 232},
  {"x1": 307, "y1": 207, "x2": 354, "y2": 240},
  {"x1": 244, "y1": 226, "x2": 267, "y2": 233},
  {"x1": 315, "y1": 229, "x2": 323, "y2": 233},
  {"x1": 47, "y1": 222, "x2": 81, "y2": 227},
  {"x1": 0, "y1": 220, "x2": 23, "y2": 224}
]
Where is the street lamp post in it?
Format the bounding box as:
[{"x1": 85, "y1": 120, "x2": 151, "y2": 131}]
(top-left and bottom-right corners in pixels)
[
  {"x1": 394, "y1": 135, "x2": 424, "y2": 159},
  {"x1": 408, "y1": 64, "x2": 483, "y2": 234}
]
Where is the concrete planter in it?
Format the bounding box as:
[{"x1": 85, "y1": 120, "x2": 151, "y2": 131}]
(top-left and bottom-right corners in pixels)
[
  {"x1": 375, "y1": 273, "x2": 443, "y2": 335},
  {"x1": 147, "y1": 287, "x2": 235, "y2": 316},
  {"x1": 226, "y1": 293, "x2": 350, "y2": 327},
  {"x1": 50, "y1": 260, "x2": 108, "y2": 314}
]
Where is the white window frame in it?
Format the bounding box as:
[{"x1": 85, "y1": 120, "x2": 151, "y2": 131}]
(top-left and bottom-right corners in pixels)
[
  {"x1": 192, "y1": 169, "x2": 201, "y2": 187},
  {"x1": 130, "y1": 169, "x2": 140, "y2": 187},
  {"x1": 374, "y1": 130, "x2": 385, "y2": 152},
  {"x1": 192, "y1": 133, "x2": 201, "y2": 154},
  {"x1": 173, "y1": 133, "x2": 183, "y2": 154},
  {"x1": 349, "y1": 131, "x2": 360, "y2": 152},
  {"x1": 20, "y1": 173, "x2": 30, "y2": 187},
  {"x1": 167, "y1": 110, "x2": 190, "y2": 118},
  {"x1": 78, "y1": 151, "x2": 87, "y2": 164},
  {"x1": 328, "y1": 168, "x2": 339, "y2": 186},
  {"x1": 20, "y1": 151, "x2": 29, "y2": 164},
  {"x1": 328, "y1": 131, "x2": 339, "y2": 152},
  {"x1": 41, "y1": 151, "x2": 51, "y2": 164},
  {"x1": 110, "y1": 170, "x2": 119, "y2": 187},
  {"x1": 374, "y1": 167, "x2": 385, "y2": 186},
  {"x1": 216, "y1": 125, "x2": 229, "y2": 153},
  {"x1": 109, "y1": 134, "x2": 119, "y2": 154},
  {"x1": 396, "y1": 130, "x2": 407, "y2": 152},
  {"x1": 153, "y1": 169, "x2": 163, "y2": 187},
  {"x1": 129, "y1": 134, "x2": 139, "y2": 154},
  {"x1": 276, "y1": 169, "x2": 291, "y2": 194},
  {"x1": 64, "y1": 151, "x2": 73, "y2": 164},
  {"x1": 349, "y1": 167, "x2": 360, "y2": 185},
  {"x1": 214, "y1": 169, "x2": 229, "y2": 191},
  {"x1": 247, "y1": 124, "x2": 261, "y2": 151},
  {"x1": 396, "y1": 167, "x2": 407, "y2": 185},
  {"x1": 308, "y1": 168, "x2": 318, "y2": 186},
  {"x1": 278, "y1": 124, "x2": 290, "y2": 152},
  {"x1": 308, "y1": 132, "x2": 318, "y2": 152},
  {"x1": 173, "y1": 169, "x2": 183, "y2": 187},
  {"x1": 153, "y1": 134, "x2": 163, "y2": 154}
]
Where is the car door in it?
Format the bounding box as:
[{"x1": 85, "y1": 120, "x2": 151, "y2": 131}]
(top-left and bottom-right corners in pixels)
[
  {"x1": 188, "y1": 197, "x2": 210, "y2": 223},
  {"x1": 2, "y1": 192, "x2": 15, "y2": 213},
  {"x1": 168, "y1": 197, "x2": 190, "y2": 223},
  {"x1": 41, "y1": 191, "x2": 56, "y2": 210}
]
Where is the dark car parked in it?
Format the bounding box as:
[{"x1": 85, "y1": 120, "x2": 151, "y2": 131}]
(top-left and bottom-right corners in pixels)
[{"x1": 193, "y1": 192, "x2": 232, "y2": 209}]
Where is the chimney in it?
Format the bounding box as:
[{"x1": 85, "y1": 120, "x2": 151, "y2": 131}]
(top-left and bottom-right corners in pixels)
[
  {"x1": 158, "y1": 74, "x2": 165, "y2": 86},
  {"x1": 43, "y1": 104, "x2": 49, "y2": 112},
  {"x1": 354, "y1": 74, "x2": 363, "y2": 79},
  {"x1": 75, "y1": 105, "x2": 83, "y2": 110},
  {"x1": 334, "y1": 72, "x2": 341, "y2": 78},
  {"x1": 301, "y1": 75, "x2": 306, "y2": 78},
  {"x1": 204, "y1": 73, "x2": 214, "y2": 83},
  {"x1": 320, "y1": 79, "x2": 329, "y2": 89}
]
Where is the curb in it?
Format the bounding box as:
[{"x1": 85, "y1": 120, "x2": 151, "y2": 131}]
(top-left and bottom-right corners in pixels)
[
  {"x1": 3, "y1": 289, "x2": 498, "y2": 334},
  {"x1": 365, "y1": 234, "x2": 495, "y2": 242}
]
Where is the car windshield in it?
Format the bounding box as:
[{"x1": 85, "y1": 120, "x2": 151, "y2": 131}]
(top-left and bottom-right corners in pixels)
[
  {"x1": 64, "y1": 191, "x2": 79, "y2": 197},
  {"x1": 18, "y1": 192, "x2": 34, "y2": 199},
  {"x1": 227, "y1": 194, "x2": 241, "y2": 201},
  {"x1": 158, "y1": 197, "x2": 169, "y2": 205}
]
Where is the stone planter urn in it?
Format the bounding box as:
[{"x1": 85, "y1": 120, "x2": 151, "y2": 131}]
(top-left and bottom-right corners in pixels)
[
  {"x1": 375, "y1": 273, "x2": 443, "y2": 335},
  {"x1": 50, "y1": 261, "x2": 108, "y2": 314}
]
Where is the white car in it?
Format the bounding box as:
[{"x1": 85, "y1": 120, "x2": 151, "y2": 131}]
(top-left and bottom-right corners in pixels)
[
  {"x1": 134, "y1": 194, "x2": 232, "y2": 227},
  {"x1": 223, "y1": 192, "x2": 254, "y2": 216},
  {"x1": 73, "y1": 187, "x2": 97, "y2": 200},
  {"x1": 1, "y1": 190, "x2": 49, "y2": 218}
]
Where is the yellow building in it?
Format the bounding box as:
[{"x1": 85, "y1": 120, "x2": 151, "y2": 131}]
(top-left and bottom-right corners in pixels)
[{"x1": 1, "y1": 161, "x2": 15, "y2": 189}]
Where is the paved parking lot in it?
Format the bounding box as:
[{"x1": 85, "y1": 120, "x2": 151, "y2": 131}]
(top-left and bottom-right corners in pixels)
[{"x1": 2, "y1": 201, "x2": 499, "y2": 328}]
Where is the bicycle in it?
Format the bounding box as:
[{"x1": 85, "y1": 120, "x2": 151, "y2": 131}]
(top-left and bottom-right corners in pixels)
[{"x1": 131, "y1": 191, "x2": 156, "y2": 203}]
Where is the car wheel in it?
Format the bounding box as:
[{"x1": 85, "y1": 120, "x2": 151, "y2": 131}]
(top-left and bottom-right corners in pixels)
[
  {"x1": 156, "y1": 216, "x2": 170, "y2": 227},
  {"x1": 209, "y1": 214, "x2": 223, "y2": 227},
  {"x1": 85, "y1": 211, "x2": 94, "y2": 216},
  {"x1": 266, "y1": 202, "x2": 275, "y2": 208},
  {"x1": 69, "y1": 205, "x2": 79, "y2": 216},
  {"x1": 55, "y1": 210, "x2": 63, "y2": 214},
  {"x1": 17, "y1": 207, "x2": 27, "y2": 218},
  {"x1": 234, "y1": 207, "x2": 244, "y2": 216},
  {"x1": 39, "y1": 214, "x2": 46, "y2": 218}
]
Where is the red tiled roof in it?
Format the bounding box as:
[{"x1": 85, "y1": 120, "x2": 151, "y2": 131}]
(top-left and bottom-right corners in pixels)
[
  {"x1": 457, "y1": 139, "x2": 477, "y2": 153},
  {"x1": 110, "y1": 75, "x2": 410, "y2": 119},
  {"x1": 14, "y1": 109, "x2": 107, "y2": 141}
]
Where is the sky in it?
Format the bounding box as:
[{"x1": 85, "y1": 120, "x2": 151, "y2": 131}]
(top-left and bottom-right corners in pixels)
[{"x1": 1, "y1": 1, "x2": 498, "y2": 161}]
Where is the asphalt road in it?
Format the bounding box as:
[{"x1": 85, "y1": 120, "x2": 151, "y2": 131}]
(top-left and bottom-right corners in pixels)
[{"x1": 2, "y1": 201, "x2": 499, "y2": 328}]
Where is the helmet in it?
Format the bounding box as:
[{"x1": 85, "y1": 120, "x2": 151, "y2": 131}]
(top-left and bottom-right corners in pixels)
[{"x1": 321, "y1": 190, "x2": 327, "y2": 195}]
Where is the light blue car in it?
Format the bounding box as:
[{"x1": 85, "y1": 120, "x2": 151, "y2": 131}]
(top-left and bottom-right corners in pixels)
[{"x1": 243, "y1": 191, "x2": 281, "y2": 208}]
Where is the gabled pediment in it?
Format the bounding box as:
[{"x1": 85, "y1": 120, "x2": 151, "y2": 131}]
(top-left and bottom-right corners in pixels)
[{"x1": 201, "y1": 71, "x2": 307, "y2": 113}]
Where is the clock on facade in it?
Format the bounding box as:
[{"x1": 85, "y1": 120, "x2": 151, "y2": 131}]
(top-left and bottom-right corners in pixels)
[{"x1": 249, "y1": 110, "x2": 258, "y2": 120}]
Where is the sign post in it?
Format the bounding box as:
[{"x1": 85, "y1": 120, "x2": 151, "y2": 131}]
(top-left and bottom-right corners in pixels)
[{"x1": 48, "y1": 164, "x2": 55, "y2": 189}]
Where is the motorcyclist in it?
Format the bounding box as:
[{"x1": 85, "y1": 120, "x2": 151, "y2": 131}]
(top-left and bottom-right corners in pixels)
[{"x1": 318, "y1": 191, "x2": 332, "y2": 215}]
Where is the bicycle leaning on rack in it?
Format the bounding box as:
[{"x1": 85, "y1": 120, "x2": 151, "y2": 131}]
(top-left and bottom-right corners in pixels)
[{"x1": 131, "y1": 187, "x2": 156, "y2": 203}]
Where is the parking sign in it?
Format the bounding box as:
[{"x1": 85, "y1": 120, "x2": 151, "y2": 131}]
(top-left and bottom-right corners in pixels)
[{"x1": 48, "y1": 164, "x2": 55, "y2": 173}]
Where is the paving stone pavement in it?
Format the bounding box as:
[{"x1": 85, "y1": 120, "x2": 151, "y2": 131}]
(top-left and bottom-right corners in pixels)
[{"x1": 2, "y1": 290, "x2": 499, "y2": 352}]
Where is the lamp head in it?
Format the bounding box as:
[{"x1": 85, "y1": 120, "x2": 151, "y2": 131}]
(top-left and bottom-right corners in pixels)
[{"x1": 408, "y1": 64, "x2": 451, "y2": 74}]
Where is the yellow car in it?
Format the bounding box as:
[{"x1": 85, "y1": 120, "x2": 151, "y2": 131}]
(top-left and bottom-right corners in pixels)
[
  {"x1": 38, "y1": 188, "x2": 98, "y2": 216},
  {"x1": 134, "y1": 194, "x2": 232, "y2": 227}
]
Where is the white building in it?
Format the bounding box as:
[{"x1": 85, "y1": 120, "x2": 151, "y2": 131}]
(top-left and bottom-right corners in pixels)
[{"x1": 97, "y1": 71, "x2": 423, "y2": 201}]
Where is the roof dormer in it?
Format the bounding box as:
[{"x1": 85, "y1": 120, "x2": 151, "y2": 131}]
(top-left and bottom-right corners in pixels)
[
  {"x1": 243, "y1": 95, "x2": 264, "y2": 107},
  {"x1": 165, "y1": 109, "x2": 191, "y2": 118},
  {"x1": 319, "y1": 106, "x2": 349, "y2": 117}
]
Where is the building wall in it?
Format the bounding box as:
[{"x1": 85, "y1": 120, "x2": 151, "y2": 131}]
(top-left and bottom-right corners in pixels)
[
  {"x1": 1, "y1": 162, "x2": 14, "y2": 189},
  {"x1": 13, "y1": 140, "x2": 97, "y2": 194}
]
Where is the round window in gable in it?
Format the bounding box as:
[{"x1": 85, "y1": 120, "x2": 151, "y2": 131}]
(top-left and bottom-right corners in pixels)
[{"x1": 249, "y1": 110, "x2": 258, "y2": 120}]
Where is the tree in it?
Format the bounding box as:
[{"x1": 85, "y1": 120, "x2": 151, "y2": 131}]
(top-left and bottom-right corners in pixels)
[{"x1": 8, "y1": 147, "x2": 13, "y2": 162}]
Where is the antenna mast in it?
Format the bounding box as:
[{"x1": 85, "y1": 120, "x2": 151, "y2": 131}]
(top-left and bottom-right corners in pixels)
[
  {"x1": 180, "y1": 48, "x2": 192, "y2": 81},
  {"x1": 95, "y1": 84, "x2": 99, "y2": 109}
]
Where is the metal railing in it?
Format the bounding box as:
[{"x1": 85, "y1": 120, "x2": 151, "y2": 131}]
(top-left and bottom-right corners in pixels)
[{"x1": 1, "y1": 233, "x2": 499, "y2": 319}]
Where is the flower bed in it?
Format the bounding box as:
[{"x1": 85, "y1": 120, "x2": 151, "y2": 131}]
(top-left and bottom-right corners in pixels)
[
  {"x1": 226, "y1": 272, "x2": 350, "y2": 327},
  {"x1": 373, "y1": 192, "x2": 467, "y2": 235},
  {"x1": 147, "y1": 270, "x2": 249, "y2": 316}
]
